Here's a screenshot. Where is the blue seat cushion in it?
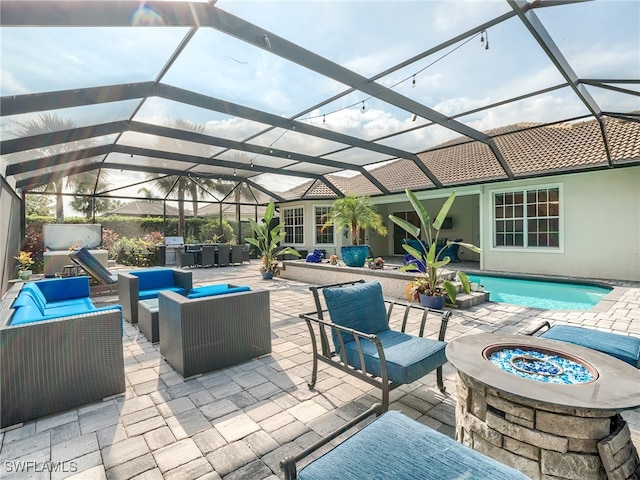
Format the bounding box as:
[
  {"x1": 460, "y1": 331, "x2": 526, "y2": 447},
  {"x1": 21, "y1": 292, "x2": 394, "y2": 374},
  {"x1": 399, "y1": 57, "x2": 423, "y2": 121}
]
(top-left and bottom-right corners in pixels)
[
  {"x1": 540, "y1": 325, "x2": 640, "y2": 368},
  {"x1": 139, "y1": 287, "x2": 185, "y2": 300},
  {"x1": 324, "y1": 281, "x2": 390, "y2": 350},
  {"x1": 186, "y1": 284, "x2": 250, "y2": 299},
  {"x1": 298, "y1": 410, "x2": 529, "y2": 480},
  {"x1": 342, "y1": 330, "x2": 447, "y2": 384}
]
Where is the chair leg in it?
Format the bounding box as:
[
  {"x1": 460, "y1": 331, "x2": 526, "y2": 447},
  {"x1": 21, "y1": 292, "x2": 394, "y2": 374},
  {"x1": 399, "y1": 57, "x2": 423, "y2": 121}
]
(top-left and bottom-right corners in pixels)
[
  {"x1": 308, "y1": 353, "x2": 318, "y2": 390},
  {"x1": 437, "y1": 366, "x2": 446, "y2": 393},
  {"x1": 382, "y1": 382, "x2": 390, "y2": 412}
]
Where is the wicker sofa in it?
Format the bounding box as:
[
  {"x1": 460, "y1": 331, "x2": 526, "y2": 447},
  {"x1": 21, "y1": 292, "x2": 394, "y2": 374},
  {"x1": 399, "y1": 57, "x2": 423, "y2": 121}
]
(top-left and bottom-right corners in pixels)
[
  {"x1": 158, "y1": 287, "x2": 271, "y2": 378},
  {"x1": 118, "y1": 268, "x2": 192, "y2": 324},
  {"x1": 1, "y1": 280, "x2": 125, "y2": 429}
]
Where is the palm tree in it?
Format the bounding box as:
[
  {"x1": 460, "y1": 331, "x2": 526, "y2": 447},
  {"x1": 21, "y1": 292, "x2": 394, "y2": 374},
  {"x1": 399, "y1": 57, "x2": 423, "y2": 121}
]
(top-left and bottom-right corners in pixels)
[
  {"x1": 146, "y1": 119, "x2": 216, "y2": 236},
  {"x1": 69, "y1": 170, "x2": 117, "y2": 218},
  {"x1": 323, "y1": 193, "x2": 388, "y2": 245},
  {"x1": 13, "y1": 113, "x2": 87, "y2": 222}
]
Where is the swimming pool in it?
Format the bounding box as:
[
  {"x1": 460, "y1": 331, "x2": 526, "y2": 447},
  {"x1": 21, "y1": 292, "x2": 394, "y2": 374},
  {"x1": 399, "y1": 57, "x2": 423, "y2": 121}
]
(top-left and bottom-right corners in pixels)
[{"x1": 467, "y1": 275, "x2": 611, "y2": 310}]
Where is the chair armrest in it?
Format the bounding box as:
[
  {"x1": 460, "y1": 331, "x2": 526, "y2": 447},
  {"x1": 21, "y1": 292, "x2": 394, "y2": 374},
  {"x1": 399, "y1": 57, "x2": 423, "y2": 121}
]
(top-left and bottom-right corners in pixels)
[
  {"x1": 526, "y1": 321, "x2": 551, "y2": 336},
  {"x1": 384, "y1": 299, "x2": 451, "y2": 342},
  {"x1": 299, "y1": 311, "x2": 387, "y2": 380},
  {"x1": 172, "y1": 268, "x2": 193, "y2": 293},
  {"x1": 117, "y1": 272, "x2": 139, "y2": 324},
  {"x1": 280, "y1": 403, "x2": 383, "y2": 480}
]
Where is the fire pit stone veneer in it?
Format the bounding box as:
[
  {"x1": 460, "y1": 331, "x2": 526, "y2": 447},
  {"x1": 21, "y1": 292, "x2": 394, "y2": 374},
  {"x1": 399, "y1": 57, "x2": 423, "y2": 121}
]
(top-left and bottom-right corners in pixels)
[{"x1": 447, "y1": 333, "x2": 640, "y2": 480}]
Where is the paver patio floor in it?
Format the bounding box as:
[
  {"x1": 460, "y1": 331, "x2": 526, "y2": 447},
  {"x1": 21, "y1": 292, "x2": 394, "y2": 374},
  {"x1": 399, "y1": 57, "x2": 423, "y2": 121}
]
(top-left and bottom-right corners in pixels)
[{"x1": 1, "y1": 264, "x2": 638, "y2": 479}]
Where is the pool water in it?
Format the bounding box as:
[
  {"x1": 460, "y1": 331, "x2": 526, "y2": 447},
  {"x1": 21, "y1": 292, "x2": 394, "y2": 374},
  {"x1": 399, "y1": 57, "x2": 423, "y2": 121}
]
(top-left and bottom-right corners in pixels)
[{"x1": 467, "y1": 275, "x2": 611, "y2": 310}]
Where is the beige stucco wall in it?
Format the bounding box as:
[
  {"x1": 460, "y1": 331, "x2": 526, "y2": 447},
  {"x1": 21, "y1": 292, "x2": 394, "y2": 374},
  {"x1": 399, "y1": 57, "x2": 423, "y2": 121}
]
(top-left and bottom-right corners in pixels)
[
  {"x1": 480, "y1": 167, "x2": 640, "y2": 281},
  {"x1": 279, "y1": 166, "x2": 639, "y2": 281}
]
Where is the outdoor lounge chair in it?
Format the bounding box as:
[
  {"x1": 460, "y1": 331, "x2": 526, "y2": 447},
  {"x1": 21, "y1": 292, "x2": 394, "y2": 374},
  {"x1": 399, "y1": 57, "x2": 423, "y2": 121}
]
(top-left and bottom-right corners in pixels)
[
  {"x1": 528, "y1": 321, "x2": 640, "y2": 368},
  {"x1": 280, "y1": 403, "x2": 529, "y2": 480},
  {"x1": 300, "y1": 280, "x2": 450, "y2": 412},
  {"x1": 158, "y1": 287, "x2": 271, "y2": 377},
  {"x1": 69, "y1": 246, "x2": 117, "y2": 284}
]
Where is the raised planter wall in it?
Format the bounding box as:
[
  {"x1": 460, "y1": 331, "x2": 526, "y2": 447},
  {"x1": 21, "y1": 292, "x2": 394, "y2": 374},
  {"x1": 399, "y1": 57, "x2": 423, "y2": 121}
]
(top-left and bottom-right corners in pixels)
[{"x1": 280, "y1": 260, "x2": 489, "y2": 308}]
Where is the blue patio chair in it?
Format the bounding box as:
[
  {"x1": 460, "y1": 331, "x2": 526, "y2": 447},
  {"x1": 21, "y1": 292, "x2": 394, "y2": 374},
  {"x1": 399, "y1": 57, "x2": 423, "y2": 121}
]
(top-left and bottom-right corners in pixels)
[
  {"x1": 528, "y1": 321, "x2": 640, "y2": 368},
  {"x1": 300, "y1": 280, "x2": 450, "y2": 411},
  {"x1": 280, "y1": 403, "x2": 529, "y2": 480}
]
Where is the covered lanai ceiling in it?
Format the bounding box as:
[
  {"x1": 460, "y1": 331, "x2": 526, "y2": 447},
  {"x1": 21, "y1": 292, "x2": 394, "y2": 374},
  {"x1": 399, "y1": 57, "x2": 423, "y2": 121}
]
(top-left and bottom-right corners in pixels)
[{"x1": 1, "y1": 0, "x2": 639, "y2": 205}]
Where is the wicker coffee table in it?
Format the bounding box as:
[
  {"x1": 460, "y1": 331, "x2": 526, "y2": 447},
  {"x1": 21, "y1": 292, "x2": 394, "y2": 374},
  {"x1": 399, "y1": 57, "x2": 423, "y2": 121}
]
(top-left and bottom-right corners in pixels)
[{"x1": 138, "y1": 298, "x2": 159, "y2": 343}]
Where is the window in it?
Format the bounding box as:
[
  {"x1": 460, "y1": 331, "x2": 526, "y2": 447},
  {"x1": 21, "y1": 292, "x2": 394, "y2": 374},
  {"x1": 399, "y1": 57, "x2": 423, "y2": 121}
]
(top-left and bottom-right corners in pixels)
[
  {"x1": 315, "y1": 206, "x2": 333, "y2": 245},
  {"x1": 283, "y1": 206, "x2": 304, "y2": 244},
  {"x1": 494, "y1": 187, "x2": 560, "y2": 248}
]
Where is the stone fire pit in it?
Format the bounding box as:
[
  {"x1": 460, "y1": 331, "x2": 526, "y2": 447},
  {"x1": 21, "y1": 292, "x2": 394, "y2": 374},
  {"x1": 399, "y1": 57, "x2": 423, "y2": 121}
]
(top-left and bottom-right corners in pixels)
[{"x1": 447, "y1": 333, "x2": 640, "y2": 480}]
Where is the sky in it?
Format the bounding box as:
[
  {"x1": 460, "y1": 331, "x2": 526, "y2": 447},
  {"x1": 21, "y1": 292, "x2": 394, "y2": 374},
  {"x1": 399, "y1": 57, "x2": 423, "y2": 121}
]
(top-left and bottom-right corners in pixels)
[{"x1": 1, "y1": 0, "x2": 639, "y2": 212}]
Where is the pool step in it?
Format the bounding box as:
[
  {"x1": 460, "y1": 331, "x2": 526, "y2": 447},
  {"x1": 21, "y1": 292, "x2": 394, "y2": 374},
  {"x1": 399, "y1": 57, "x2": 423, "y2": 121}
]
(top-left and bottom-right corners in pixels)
[{"x1": 447, "y1": 290, "x2": 490, "y2": 309}]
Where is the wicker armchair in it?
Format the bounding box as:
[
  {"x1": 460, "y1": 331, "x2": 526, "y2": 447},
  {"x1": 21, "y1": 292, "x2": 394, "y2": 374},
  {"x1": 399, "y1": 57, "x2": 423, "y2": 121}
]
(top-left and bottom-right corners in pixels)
[
  {"x1": 158, "y1": 288, "x2": 271, "y2": 378},
  {"x1": 1, "y1": 299, "x2": 125, "y2": 429},
  {"x1": 118, "y1": 268, "x2": 192, "y2": 324}
]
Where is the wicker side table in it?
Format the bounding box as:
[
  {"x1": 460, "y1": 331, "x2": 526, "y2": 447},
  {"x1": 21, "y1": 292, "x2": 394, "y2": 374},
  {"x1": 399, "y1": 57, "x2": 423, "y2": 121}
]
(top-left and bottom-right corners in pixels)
[{"x1": 138, "y1": 298, "x2": 159, "y2": 343}]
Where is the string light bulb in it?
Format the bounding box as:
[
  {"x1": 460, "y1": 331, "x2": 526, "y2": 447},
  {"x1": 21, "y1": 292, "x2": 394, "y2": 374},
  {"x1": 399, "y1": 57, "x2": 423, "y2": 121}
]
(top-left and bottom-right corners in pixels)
[
  {"x1": 412, "y1": 75, "x2": 416, "y2": 88},
  {"x1": 233, "y1": 168, "x2": 237, "y2": 177},
  {"x1": 480, "y1": 30, "x2": 489, "y2": 50},
  {"x1": 361, "y1": 101, "x2": 365, "y2": 112}
]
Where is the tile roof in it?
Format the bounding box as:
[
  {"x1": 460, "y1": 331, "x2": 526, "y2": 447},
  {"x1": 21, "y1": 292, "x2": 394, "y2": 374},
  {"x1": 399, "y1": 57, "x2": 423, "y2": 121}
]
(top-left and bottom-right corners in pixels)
[{"x1": 286, "y1": 116, "x2": 640, "y2": 200}]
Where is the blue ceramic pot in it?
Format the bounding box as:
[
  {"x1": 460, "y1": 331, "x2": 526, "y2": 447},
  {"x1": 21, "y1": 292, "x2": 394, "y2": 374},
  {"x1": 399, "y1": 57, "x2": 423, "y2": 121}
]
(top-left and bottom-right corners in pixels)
[
  {"x1": 418, "y1": 293, "x2": 446, "y2": 309},
  {"x1": 340, "y1": 245, "x2": 369, "y2": 267}
]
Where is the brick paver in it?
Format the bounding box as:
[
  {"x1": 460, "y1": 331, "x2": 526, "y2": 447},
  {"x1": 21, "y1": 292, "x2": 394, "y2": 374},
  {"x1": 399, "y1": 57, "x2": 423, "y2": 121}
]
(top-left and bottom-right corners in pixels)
[{"x1": 1, "y1": 264, "x2": 638, "y2": 479}]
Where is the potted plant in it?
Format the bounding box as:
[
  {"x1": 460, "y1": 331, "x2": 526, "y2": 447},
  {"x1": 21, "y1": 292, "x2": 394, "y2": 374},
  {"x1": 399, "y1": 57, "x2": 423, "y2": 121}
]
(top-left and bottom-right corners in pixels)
[
  {"x1": 245, "y1": 202, "x2": 301, "y2": 279},
  {"x1": 389, "y1": 189, "x2": 481, "y2": 309},
  {"x1": 15, "y1": 250, "x2": 35, "y2": 280},
  {"x1": 322, "y1": 194, "x2": 388, "y2": 267}
]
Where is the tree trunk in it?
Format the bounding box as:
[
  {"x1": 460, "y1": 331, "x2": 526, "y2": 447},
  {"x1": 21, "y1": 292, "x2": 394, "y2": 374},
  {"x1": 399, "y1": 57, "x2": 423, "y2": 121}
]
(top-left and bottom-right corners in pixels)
[
  {"x1": 190, "y1": 182, "x2": 198, "y2": 218},
  {"x1": 178, "y1": 177, "x2": 186, "y2": 238},
  {"x1": 55, "y1": 180, "x2": 64, "y2": 223}
]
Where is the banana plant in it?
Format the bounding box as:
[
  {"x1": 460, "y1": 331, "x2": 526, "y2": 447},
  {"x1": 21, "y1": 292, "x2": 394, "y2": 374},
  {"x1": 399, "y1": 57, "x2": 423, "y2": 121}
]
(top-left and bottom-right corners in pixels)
[
  {"x1": 245, "y1": 202, "x2": 301, "y2": 275},
  {"x1": 389, "y1": 189, "x2": 481, "y2": 304}
]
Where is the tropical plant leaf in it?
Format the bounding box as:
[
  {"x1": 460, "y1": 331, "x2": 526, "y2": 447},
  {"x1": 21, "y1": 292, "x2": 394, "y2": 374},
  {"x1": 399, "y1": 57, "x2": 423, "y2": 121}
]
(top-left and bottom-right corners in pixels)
[{"x1": 433, "y1": 192, "x2": 456, "y2": 231}]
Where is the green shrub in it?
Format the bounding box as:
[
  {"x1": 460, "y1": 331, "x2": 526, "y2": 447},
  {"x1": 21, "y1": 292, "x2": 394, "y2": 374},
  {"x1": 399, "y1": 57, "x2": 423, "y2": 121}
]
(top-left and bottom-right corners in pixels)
[{"x1": 111, "y1": 236, "x2": 157, "y2": 267}]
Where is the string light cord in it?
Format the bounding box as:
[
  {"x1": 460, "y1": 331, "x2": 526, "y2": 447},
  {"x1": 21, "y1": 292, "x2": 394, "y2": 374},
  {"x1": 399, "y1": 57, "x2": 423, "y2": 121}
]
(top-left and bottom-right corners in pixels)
[
  {"x1": 300, "y1": 31, "x2": 483, "y2": 122},
  {"x1": 233, "y1": 31, "x2": 486, "y2": 171}
]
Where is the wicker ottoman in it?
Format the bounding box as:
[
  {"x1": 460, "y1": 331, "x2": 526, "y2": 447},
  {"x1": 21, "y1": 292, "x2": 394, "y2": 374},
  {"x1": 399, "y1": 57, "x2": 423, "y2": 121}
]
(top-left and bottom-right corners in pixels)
[{"x1": 138, "y1": 298, "x2": 160, "y2": 343}]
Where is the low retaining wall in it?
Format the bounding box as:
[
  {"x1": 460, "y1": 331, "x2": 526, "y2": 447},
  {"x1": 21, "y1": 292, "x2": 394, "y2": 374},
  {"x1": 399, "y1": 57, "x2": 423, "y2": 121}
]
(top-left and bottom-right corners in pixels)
[
  {"x1": 280, "y1": 260, "x2": 490, "y2": 308},
  {"x1": 280, "y1": 260, "x2": 416, "y2": 300}
]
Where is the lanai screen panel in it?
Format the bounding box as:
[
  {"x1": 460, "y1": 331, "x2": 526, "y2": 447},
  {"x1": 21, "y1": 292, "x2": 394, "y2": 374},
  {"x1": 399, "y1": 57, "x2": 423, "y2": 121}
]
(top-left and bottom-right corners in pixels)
[{"x1": 0, "y1": 0, "x2": 638, "y2": 201}]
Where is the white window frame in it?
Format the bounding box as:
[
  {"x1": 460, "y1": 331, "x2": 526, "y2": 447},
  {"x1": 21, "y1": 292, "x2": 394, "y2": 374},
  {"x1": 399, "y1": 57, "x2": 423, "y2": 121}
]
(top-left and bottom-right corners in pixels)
[
  {"x1": 313, "y1": 205, "x2": 335, "y2": 246},
  {"x1": 282, "y1": 205, "x2": 305, "y2": 246},
  {"x1": 489, "y1": 183, "x2": 564, "y2": 252}
]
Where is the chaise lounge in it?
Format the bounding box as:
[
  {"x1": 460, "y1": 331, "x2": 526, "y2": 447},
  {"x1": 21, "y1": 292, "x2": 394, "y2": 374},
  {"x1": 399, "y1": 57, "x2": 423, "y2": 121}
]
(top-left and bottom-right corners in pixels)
[
  {"x1": 528, "y1": 321, "x2": 640, "y2": 368},
  {"x1": 69, "y1": 246, "x2": 118, "y2": 284}
]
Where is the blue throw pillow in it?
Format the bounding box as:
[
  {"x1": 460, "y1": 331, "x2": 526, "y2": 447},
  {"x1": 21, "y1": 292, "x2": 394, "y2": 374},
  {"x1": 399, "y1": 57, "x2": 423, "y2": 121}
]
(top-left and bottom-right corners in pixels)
[
  {"x1": 323, "y1": 281, "x2": 389, "y2": 351},
  {"x1": 306, "y1": 249, "x2": 323, "y2": 263}
]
